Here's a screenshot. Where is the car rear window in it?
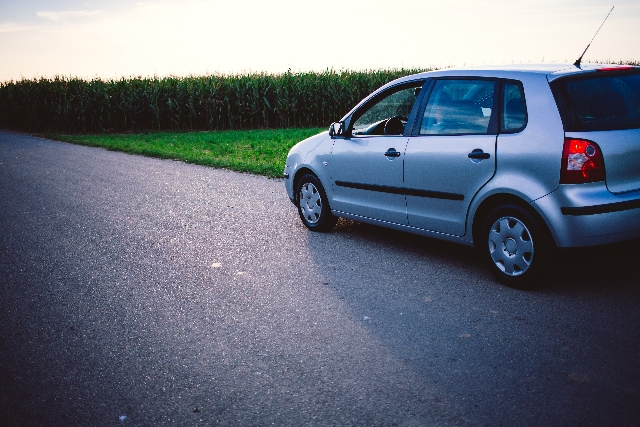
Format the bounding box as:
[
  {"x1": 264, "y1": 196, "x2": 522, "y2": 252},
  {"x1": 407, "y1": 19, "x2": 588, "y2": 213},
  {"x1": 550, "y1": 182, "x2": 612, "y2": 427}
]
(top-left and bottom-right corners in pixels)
[{"x1": 551, "y1": 71, "x2": 640, "y2": 131}]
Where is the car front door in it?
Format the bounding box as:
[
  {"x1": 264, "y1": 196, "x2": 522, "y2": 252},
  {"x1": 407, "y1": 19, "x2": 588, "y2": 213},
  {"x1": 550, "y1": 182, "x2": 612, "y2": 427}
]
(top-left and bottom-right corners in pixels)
[
  {"x1": 404, "y1": 79, "x2": 498, "y2": 236},
  {"x1": 329, "y1": 136, "x2": 408, "y2": 224},
  {"x1": 328, "y1": 81, "x2": 426, "y2": 225}
]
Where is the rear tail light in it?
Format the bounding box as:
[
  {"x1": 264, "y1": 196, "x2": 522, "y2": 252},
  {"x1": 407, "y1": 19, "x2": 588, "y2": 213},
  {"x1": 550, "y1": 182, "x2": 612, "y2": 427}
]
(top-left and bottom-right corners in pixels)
[{"x1": 560, "y1": 138, "x2": 606, "y2": 184}]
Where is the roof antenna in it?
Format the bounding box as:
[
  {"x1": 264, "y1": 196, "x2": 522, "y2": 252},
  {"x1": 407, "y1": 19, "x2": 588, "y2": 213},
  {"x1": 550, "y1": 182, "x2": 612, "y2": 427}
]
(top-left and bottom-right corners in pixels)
[{"x1": 574, "y1": 6, "x2": 615, "y2": 68}]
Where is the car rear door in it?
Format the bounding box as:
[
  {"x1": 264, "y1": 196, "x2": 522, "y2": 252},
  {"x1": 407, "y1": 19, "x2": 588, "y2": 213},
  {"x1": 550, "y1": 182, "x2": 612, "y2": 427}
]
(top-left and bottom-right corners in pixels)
[{"x1": 404, "y1": 79, "x2": 498, "y2": 236}]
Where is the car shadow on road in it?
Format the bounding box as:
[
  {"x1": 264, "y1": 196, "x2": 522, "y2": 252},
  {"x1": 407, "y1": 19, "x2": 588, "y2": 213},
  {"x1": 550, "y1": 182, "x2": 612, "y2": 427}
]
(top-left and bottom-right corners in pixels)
[
  {"x1": 330, "y1": 217, "x2": 482, "y2": 264},
  {"x1": 324, "y1": 218, "x2": 640, "y2": 295},
  {"x1": 544, "y1": 237, "x2": 640, "y2": 293},
  {"x1": 301, "y1": 218, "x2": 640, "y2": 426}
]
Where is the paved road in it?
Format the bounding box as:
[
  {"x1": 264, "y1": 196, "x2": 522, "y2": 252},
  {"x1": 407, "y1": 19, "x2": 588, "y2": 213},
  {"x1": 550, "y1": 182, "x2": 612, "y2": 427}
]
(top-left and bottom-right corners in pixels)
[{"x1": 1, "y1": 131, "x2": 639, "y2": 426}]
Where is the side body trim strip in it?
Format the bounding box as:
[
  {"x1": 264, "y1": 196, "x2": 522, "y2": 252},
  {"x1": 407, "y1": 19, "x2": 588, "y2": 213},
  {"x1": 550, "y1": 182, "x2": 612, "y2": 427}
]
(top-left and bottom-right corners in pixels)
[{"x1": 335, "y1": 181, "x2": 464, "y2": 201}]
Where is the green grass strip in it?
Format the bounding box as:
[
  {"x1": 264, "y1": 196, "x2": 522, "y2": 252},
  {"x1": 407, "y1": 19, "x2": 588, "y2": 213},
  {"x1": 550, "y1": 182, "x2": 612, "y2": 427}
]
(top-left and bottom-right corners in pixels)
[{"x1": 47, "y1": 128, "x2": 325, "y2": 178}]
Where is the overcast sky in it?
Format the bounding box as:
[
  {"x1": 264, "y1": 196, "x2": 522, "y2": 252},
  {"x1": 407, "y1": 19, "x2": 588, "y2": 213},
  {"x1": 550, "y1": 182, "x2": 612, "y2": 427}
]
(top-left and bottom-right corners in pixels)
[{"x1": 1, "y1": 0, "x2": 639, "y2": 81}]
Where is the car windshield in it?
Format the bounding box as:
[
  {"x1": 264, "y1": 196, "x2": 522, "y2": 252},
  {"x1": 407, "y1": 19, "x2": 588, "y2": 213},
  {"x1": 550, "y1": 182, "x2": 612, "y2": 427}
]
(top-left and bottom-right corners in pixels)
[{"x1": 553, "y1": 72, "x2": 640, "y2": 131}]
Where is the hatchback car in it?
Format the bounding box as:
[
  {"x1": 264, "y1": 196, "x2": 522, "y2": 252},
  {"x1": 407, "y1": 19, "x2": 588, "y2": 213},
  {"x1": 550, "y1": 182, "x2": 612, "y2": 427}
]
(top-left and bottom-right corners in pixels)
[{"x1": 283, "y1": 64, "x2": 640, "y2": 288}]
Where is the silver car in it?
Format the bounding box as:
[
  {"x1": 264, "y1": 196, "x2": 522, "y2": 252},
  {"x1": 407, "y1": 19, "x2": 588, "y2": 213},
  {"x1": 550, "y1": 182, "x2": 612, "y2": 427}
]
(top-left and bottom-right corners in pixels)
[{"x1": 284, "y1": 64, "x2": 640, "y2": 288}]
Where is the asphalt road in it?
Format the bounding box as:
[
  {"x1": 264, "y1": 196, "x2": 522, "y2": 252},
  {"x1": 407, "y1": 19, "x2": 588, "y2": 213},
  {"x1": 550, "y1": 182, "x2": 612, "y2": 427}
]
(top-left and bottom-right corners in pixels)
[{"x1": 1, "y1": 131, "x2": 639, "y2": 427}]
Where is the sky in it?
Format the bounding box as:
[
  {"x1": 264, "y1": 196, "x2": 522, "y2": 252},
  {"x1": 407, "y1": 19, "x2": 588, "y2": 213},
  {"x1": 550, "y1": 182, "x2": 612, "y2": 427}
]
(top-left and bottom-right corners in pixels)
[{"x1": 1, "y1": 0, "x2": 639, "y2": 81}]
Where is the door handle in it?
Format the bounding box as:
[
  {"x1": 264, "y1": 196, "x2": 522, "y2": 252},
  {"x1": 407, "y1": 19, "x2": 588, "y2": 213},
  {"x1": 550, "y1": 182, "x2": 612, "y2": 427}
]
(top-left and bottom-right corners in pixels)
[
  {"x1": 468, "y1": 149, "x2": 490, "y2": 160},
  {"x1": 384, "y1": 148, "x2": 401, "y2": 158}
]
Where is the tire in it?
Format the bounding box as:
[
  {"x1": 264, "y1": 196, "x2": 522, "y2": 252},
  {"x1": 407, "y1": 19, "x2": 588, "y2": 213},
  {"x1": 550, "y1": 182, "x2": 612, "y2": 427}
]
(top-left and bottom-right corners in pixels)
[
  {"x1": 296, "y1": 174, "x2": 337, "y2": 232},
  {"x1": 479, "y1": 203, "x2": 552, "y2": 289}
]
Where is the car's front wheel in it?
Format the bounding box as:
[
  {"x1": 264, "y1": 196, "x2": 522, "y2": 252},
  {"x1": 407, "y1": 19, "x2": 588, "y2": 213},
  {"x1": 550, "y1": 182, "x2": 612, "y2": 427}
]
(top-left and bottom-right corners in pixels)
[
  {"x1": 479, "y1": 204, "x2": 552, "y2": 289},
  {"x1": 296, "y1": 174, "x2": 337, "y2": 232}
]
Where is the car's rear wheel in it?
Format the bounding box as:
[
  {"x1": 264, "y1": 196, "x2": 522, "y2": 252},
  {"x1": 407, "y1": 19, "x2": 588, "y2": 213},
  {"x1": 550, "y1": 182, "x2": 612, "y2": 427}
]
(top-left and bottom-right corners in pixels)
[
  {"x1": 296, "y1": 174, "x2": 337, "y2": 232},
  {"x1": 480, "y1": 204, "x2": 552, "y2": 289}
]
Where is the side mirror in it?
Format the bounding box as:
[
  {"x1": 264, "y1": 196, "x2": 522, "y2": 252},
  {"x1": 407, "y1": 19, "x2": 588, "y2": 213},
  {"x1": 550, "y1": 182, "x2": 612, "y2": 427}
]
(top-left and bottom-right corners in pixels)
[{"x1": 329, "y1": 121, "x2": 345, "y2": 138}]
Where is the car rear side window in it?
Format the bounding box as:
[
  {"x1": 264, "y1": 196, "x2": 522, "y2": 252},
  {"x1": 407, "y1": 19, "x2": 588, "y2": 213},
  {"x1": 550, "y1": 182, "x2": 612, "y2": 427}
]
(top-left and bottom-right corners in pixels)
[
  {"x1": 552, "y1": 72, "x2": 640, "y2": 131},
  {"x1": 419, "y1": 79, "x2": 497, "y2": 135}
]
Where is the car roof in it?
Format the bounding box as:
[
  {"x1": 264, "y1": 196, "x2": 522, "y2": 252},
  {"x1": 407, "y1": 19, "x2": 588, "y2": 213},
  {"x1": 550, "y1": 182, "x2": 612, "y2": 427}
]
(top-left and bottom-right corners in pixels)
[
  {"x1": 342, "y1": 63, "x2": 639, "y2": 122},
  {"x1": 393, "y1": 63, "x2": 639, "y2": 84}
]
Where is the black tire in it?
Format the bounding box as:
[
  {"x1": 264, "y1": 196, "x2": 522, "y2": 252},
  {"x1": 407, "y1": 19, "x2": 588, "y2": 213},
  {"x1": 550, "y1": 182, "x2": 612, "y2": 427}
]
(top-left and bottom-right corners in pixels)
[
  {"x1": 479, "y1": 203, "x2": 553, "y2": 289},
  {"x1": 296, "y1": 174, "x2": 337, "y2": 232}
]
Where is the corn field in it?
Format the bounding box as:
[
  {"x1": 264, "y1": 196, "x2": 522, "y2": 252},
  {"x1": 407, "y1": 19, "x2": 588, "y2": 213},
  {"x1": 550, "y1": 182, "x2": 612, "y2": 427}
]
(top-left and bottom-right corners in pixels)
[{"x1": 0, "y1": 69, "x2": 428, "y2": 133}]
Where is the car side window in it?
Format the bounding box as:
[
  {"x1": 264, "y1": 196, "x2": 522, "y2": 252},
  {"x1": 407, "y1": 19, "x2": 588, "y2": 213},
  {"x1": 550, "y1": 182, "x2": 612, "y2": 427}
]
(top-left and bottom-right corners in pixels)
[
  {"x1": 502, "y1": 81, "x2": 526, "y2": 132},
  {"x1": 352, "y1": 83, "x2": 424, "y2": 136},
  {"x1": 420, "y1": 79, "x2": 497, "y2": 135}
]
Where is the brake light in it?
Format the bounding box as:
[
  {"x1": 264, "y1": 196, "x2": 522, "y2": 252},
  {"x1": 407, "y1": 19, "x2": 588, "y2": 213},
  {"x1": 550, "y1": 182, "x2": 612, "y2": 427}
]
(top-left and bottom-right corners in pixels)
[
  {"x1": 560, "y1": 138, "x2": 606, "y2": 184},
  {"x1": 596, "y1": 66, "x2": 636, "y2": 72}
]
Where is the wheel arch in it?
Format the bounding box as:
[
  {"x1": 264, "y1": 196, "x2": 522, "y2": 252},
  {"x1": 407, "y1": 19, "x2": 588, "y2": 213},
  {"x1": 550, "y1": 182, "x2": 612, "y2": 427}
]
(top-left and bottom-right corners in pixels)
[
  {"x1": 292, "y1": 167, "x2": 318, "y2": 204},
  {"x1": 471, "y1": 193, "x2": 553, "y2": 247}
]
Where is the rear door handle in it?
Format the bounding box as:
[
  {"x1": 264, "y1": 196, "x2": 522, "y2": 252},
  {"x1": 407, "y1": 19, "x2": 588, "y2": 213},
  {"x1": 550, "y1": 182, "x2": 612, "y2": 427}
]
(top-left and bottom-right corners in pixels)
[
  {"x1": 468, "y1": 149, "x2": 490, "y2": 160},
  {"x1": 384, "y1": 148, "x2": 401, "y2": 158}
]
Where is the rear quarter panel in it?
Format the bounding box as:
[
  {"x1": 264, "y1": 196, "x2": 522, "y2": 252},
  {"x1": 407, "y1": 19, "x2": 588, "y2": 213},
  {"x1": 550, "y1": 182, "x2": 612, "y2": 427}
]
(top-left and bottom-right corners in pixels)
[{"x1": 466, "y1": 73, "x2": 565, "y2": 239}]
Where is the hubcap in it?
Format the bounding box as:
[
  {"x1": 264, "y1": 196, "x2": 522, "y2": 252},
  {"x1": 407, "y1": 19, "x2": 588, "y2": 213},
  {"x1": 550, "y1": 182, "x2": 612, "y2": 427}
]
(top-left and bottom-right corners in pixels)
[
  {"x1": 488, "y1": 216, "x2": 534, "y2": 276},
  {"x1": 504, "y1": 238, "x2": 517, "y2": 255},
  {"x1": 299, "y1": 182, "x2": 322, "y2": 224}
]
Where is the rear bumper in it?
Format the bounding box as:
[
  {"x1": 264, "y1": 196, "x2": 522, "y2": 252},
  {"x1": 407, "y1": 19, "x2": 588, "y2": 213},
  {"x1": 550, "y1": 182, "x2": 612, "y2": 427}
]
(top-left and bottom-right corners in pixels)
[
  {"x1": 534, "y1": 183, "x2": 640, "y2": 247},
  {"x1": 560, "y1": 199, "x2": 640, "y2": 216}
]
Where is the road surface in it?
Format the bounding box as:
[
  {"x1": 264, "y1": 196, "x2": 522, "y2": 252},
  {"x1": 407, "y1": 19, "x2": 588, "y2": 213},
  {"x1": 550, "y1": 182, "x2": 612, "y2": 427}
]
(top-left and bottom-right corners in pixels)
[{"x1": 1, "y1": 131, "x2": 639, "y2": 426}]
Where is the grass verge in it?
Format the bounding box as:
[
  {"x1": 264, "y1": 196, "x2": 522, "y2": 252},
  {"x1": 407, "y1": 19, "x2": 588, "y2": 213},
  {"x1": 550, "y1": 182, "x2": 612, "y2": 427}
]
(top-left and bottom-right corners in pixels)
[{"x1": 47, "y1": 128, "x2": 325, "y2": 178}]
